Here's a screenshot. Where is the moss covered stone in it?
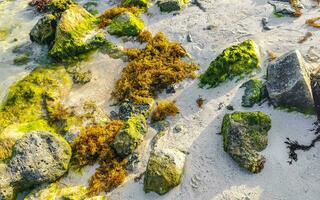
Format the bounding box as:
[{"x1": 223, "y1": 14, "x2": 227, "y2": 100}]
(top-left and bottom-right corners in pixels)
[
  {"x1": 199, "y1": 39, "x2": 260, "y2": 88},
  {"x1": 24, "y1": 183, "x2": 106, "y2": 200},
  {"x1": 30, "y1": 14, "x2": 57, "y2": 45},
  {"x1": 122, "y1": 0, "x2": 149, "y2": 8},
  {"x1": 221, "y1": 111, "x2": 271, "y2": 173},
  {"x1": 107, "y1": 12, "x2": 144, "y2": 37},
  {"x1": 49, "y1": 5, "x2": 110, "y2": 61},
  {"x1": 240, "y1": 78, "x2": 266, "y2": 107},
  {"x1": 112, "y1": 114, "x2": 147, "y2": 157},
  {"x1": 45, "y1": 0, "x2": 75, "y2": 13},
  {"x1": 0, "y1": 66, "x2": 72, "y2": 133},
  {"x1": 157, "y1": 0, "x2": 189, "y2": 12},
  {"x1": 13, "y1": 54, "x2": 30, "y2": 65},
  {"x1": 144, "y1": 148, "x2": 186, "y2": 195}
]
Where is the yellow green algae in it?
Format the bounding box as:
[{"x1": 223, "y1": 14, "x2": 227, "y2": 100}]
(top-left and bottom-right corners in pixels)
[
  {"x1": 107, "y1": 12, "x2": 144, "y2": 37},
  {"x1": 199, "y1": 39, "x2": 260, "y2": 88},
  {"x1": 0, "y1": 66, "x2": 72, "y2": 134}
]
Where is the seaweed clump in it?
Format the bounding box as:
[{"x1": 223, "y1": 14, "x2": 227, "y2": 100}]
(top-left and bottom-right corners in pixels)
[
  {"x1": 112, "y1": 31, "x2": 198, "y2": 104},
  {"x1": 306, "y1": 17, "x2": 320, "y2": 28},
  {"x1": 71, "y1": 120, "x2": 128, "y2": 194},
  {"x1": 199, "y1": 39, "x2": 260, "y2": 88},
  {"x1": 151, "y1": 100, "x2": 179, "y2": 122}
]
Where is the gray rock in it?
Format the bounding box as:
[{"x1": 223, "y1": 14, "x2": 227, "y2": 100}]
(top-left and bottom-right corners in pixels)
[
  {"x1": 30, "y1": 14, "x2": 56, "y2": 45},
  {"x1": 0, "y1": 131, "x2": 71, "y2": 199},
  {"x1": 157, "y1": 0, "x2": 189, "y2": 13},
  {"x1": 266, "y1": 50, "x2": 314, "y2": 114},
  {"x1": 268, "y1": 1, "x2": 295, "y2": 16},
  {"x1": 118, "y1": 99, "x2": 154, "y2": 120}
]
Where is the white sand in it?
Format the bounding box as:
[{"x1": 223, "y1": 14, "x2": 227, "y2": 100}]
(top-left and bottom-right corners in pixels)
[{"x1": 1, "y1": 0, "x2": 320, "y2": 199}]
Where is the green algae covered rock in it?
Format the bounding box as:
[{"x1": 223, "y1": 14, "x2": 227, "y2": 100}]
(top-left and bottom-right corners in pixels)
[
  {"x1": 24, "y1": 183, "x2": 107, "y2": 200},
  {"x1": 122, "y1": 0, "x2": 149, "y2": 8},
  {"x1": 30, "y1": 14, "x2": 57, "y2": 45},
  {"x1": 45, "y1": 0, "x2": 75, "y2": 13},
  {"x1": 221, "y1": 112, "x2": 271, "y2": 173},
  {"x1": 240, "y1": 78, "x2": 267, "y2": 107},
  {"x1": 0, "y1": 131, "x2": 72, "y2": 199},
  {"x1": 107, "y1": 12, "x2": 144, "y2": 37},
  {"x1": 118, "y1": 99, "x2": 154, "y2": 120},
  {"x1": 157, "y1": 0, "x2": 189, "y2": 12},
  {"x1": 144, "y1": 148, "x2": 186, "y2": 195},
  {"x1": 49, "y1": 5, "x2": 109, "y2": 61},
  {"x1": 0, "y1": 66, "x2": 72, "y2": 133},
  {"x1": 0, "y1": 120, "x2": 55, "y2": 161},
  {"x1": 199, "y1": 39, "x2": 260, "y2": 88},
  {"x1": 112, "y1": 114, "x2": 147, "y2": 157}
]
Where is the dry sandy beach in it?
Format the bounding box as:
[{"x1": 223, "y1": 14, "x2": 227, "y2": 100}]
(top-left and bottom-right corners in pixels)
[{"x1": 1, "y1": 0, "x2": 320, "y2": 199}]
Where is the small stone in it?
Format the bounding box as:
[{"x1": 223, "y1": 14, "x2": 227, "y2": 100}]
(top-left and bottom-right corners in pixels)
[
  {"x1": 157, "y1": 0, "x2": 189, "y2": 13},
  {"x1": 166, "y1": 85, "x2": 176, "y2": 94},
  {"x1": 262, "y1": 17, "x2": 272, "y2": 31},
  {"x1": 126, "y1": 153, "x2": 140, "y2": 171},
  {"x1": 187, "y1": 32, "x2": 193, "y2": 42},
  {"x1": 174, "y1": 124, "x2": 182, "y2": 133},
  {"x1": 226, "y1": 105, "x2": 234, "y2": 110},
  {"x1": 240, "y1": 78, "x2": 266, "y2": 107},
  {"x1": 13, "y1": 54, "x2": 30, "y2": 65}
]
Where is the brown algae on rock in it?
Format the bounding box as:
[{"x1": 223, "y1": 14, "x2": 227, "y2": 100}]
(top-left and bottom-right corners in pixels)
[{"x1": 151, "y1": 100, "x2": 179, "y2": 122}]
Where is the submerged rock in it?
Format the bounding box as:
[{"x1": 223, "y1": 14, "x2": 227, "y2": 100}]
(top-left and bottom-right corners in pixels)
[
  {"x1": 0, "y1": 131, "x2": 71, "y2": 199},
  {"x1": 24, "y1": 183, "x2": 106, "y2": 200},
  {"x1": 144, "y1": 148, "x2": 186, "y2": 195},
  {"x1": 112, "y1": 114, "x2": 147, "y2": 157},
  {"x1": 30, "y1": 14, "x2": 57, "y2": 45},
  {"x1": 266, "y1": 50, "x2": 314, "y2": 114},
  {"x1": 157, "y1": 0, "x2": 189, "y2": 12},
  {"x1": 221, "y1": 112, "x2": 271, "y2": 173},
  {"x1": 241, "y1": 78, "x2": 266, "y2": 107},
  {"x1": 199, "y1": 39, "x2": 260, "y2": 88},
  {"x1": 49, "y1": 5, "x2": 109, "y2": 60},
  {"x1": 13, "y1": 54, "x2": 30, "y2": 65},
  {"x1": 107, "y1": 12, "x2": 144, "y2": 37}
]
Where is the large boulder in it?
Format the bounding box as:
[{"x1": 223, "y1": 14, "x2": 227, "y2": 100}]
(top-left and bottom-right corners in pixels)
[
  {"x1": 241, "y1": 78, "x2": 267, "y2": 107},
  {"x1": 144, "y1": 148, "x2": 186, "y2": 195},
  {"x1": 0, "y1": 131, "x2": 72, "y2": 199},
  {"x1": 199, "y1": 39, "x2": 260, "y2": 88},
  {"x1": 112, "y1": 114, "x2": 147, "y2": 157},
  {"x1": 157, "y1": 0, "x2": 189, "y2": 12},
  {"x1": 107, "y1": 12, "x2": 144, "y2": 37},
  {"x1": 30, "y1": 14, "x2": 57, "y2": 45},
  {"x1": 266, "y1": 50, "x2": 314, "y2": 114},
  {"x1": 49, "y1": 5, "x2": 108, "y2": 60},
  {"x1": 221, "y1": 112, "x2": 271, "y2": 173}
]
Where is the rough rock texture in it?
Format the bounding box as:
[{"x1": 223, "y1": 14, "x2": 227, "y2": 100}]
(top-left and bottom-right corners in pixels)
[
  {"x1": 112, "y1": 114, "x2": 147, "y2": 157},
  {"x1": 199, "y1": 39, "x2": 260, "y2": 88},
  {"x1": 118, "y1": 99, "x2": 154, "y2": 120},
  {"x1": 221, "y1": 112, "x2": 271, "y2": 173},
  {"x1": 144, "y1": 148, "x2": 186, "y2": 195},
  {"x1": 266, "y1": 50, "x2": 314, "y2": 114},
  {"x1": 30, "y1": 14, "x2": 57, "y2": 45},
  {"x1": 157, "y1": 0, "x2": 189, "y2": 12},
  {"x1": 49, "y1": 5, "x2": 108, "y2": 60},
  {"x1": 241, "y1": 78, "x2": 266, "y2": 107},
  {"x1": 0, "y1": 131, "x2": 72, "y2": 199},
  {"x1": 107, "y1": 12, "x2": 144, "y2": 37},
  {"x1": 24, "y1": 183, "x2": 106, "y2": 200},
  {"x1": 268, "y1": 0, "x2": 297, "y2": 17},
  {"x1": 45, "y1": 0, "x2": 75, "y2": 13}
]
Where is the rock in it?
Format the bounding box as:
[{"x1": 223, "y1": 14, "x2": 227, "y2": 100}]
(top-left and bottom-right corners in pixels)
[
  {"x1": 174, "y1": 124, "x2": 182, "y2": 133},
  {"x1": 121, "y1": 0, "x2": 149, "y2": 8},
  {"x1": 266, "y1": 50, "x2": 314, "y2": 114},
  {"x1": 261, "y1": 17, "x2": 272, "y2": 31},
  {"x1": 199, "y1": 39, "x2": 260, "y2": 88},
  {"x1": 84, "y1": 2, "x2": 99, "y2": 15},
  {"x1": 0, "y1": 131, "x2": 71, "y2": 199},
  {"x1": 49, "y1": 5, "x2": 109, "y2": 60},
  {"x1": 112, "y1": 114, "x2": 147, "y2": 157},
  {"x1": 107, "y1": 12, "x2": 144, "y2": 37},
  {"x1": 30, "y1": 14, "x2": 57, "y2": 45},
  {"x1": 144, "y1": 148, "x2": 186, "y2": 195},
  {"x1": 268, "y1": 1, "x2": 295, "y2": 17},
  {"x1": 13, "y1": 54, "x2": 30, "y2": 65},
  {"x1": 45, "y1": 0, "x2": 75, "y2": 13},
  {"x1": 186, "y1": 32, "x2": 193, "y2": 42},
  {"x1": 157, "y1": 0, "x2": 189, "y2": 12},
  {"x1": 24, "y1": 183, "x2": 106, "y2": 200},
  {"x1": 118, "y1": 99, "x2": 154, "y2": 120},
  {"x1": 72, "y1": 70, "x2": 92, "y2": 84},
  {"x1": 241, "y1": 78, "x2": 266, "y2": 107},
  {"x1": 221, "y1": 112, "x2": 271, "y2": 173}
]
